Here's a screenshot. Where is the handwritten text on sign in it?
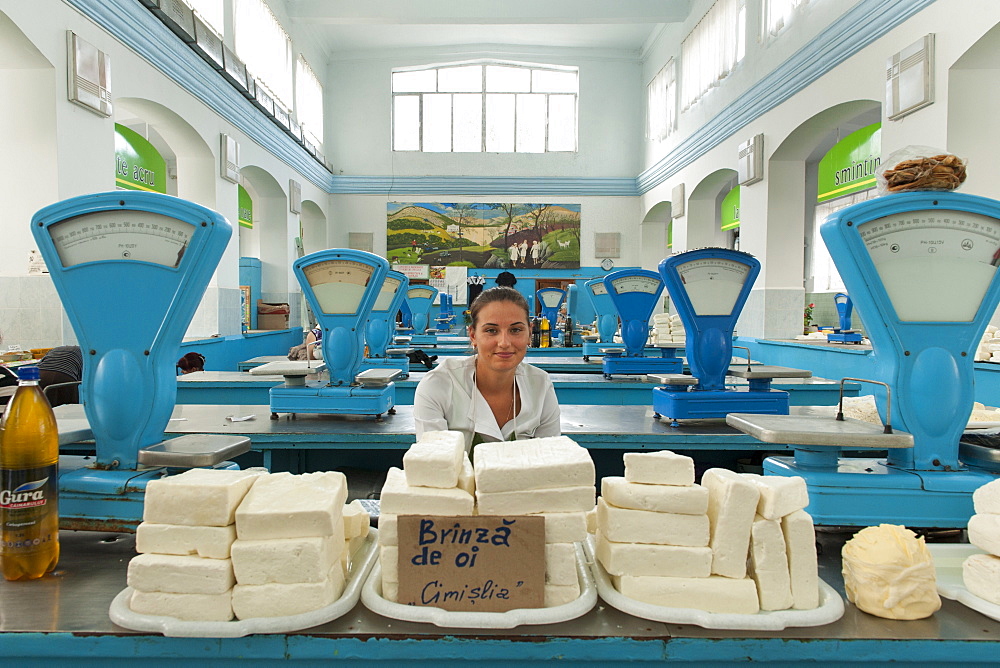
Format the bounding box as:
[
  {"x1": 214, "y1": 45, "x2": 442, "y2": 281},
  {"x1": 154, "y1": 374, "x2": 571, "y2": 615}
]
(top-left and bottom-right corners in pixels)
[{"x1": 396, "y1": 515, "x2": 545, "y2": 612}]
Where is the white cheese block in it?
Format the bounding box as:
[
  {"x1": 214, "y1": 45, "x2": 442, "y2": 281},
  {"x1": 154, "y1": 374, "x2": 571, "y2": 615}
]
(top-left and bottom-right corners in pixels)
[
  {"x1": 546, "y1": 542, "x2": 578, "y2": 586},
  {"x1": 473, "y1": 436, "x2": 595, "y2": 493},
  {"x1": 341, "y1": 541, "x2": 351, "y2": 578},
  {"x1": 968, "y1": 513, "x2": 1000, "y2": 556},
  {"x1": 613, "y1": 574, "x2": 760, "y2": 614},
  {"x1": 748, "y1": 515, "x2": 793, "y2": 611},
  {"x1": 585, "y1": 507, "x2": 598, "y2": 534},
  {"x1": 378, "y1": 513, "x2": 399, "y2": 546},
  {"x1": 235, "y1": 471, "x2": 347, "y2": 540},
  {"x1": 380, "y1": 545, "x2": 399, "y2": 584},
  {"x1": 973, "y1": 479, "x2": 1000, "y2": 515},
  {"x1": 457, "y1": 455, "x2": 475, "y2": 495},
  {"x1": 545, "y1": 582, "x2": 580, "y2": 607},
  {"x1": 601, "y1": 476, "x2": 708, "y2": 515},
  {"x1": 382, "y1": 579, "x2": 398, "y2": 602},
  {"x1": 143, "y1": 469, "x2": 264, "y2": 527},
  {"x1": 343, "y1": 500, "x2": 370, "y2": 540},
  {"x1": 782, "y1": 510, "x2": 819, "y2": 610},
  {"x1": 963, "y1": 553, "x2": 1000, "y2": 606},
  {"x1": 127, "y1": 553, "x2": 234, "y2": 594},
  {"x1": 596, "y1": 498, "x2": 709, "y2": 547},
  {"x1": 129, "y1": 589, "x2": 233, "y2": 622},
  {"x1": 231, "y1": 534, "x2": 345, "y2": 585},
  {"x1": 702, "y1": 468, "x2": 759, "y2": 578},
  {"x1": 477, "y1": 485, "x2": 595, "y2": 516},
  {"x1": 404, "y1": 432, "x2": 465, "y2": 488},
  {"x1": 135, "y1": 522, "x2": 237, "y2": 560},
  {"x1": 529, "y1": 512, "x2": 588, "y2": 543},
  {"x1": 379, "y1": 467, "x2": 475, "y2": 516},
  {"x1": 744, "y1": 475, "x2": 809, "y2": 520},
  {"x1": 595, "y1": 531, "x2": 711, "y2": 578},
  {"x1": 623, "y1": 451, "x2": 695, "y2": 486},
  {"x1": 232, "y1": 565, "x2": 345, "y2": 619}
]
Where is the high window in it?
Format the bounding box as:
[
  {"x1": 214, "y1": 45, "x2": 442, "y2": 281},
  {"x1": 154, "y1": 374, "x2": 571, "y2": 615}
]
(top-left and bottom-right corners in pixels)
[
  {"x1": 762, "y1": 0, "x2": 810, "y2": 40},
  {"x1": 234, "y1": 0, "x2": 293, "y2": 109},
  {"x1": 186, "y1": 0, "x2": 223, "y2": 37},
  {"x1": 680, "y1": 0, "x2": 746, "y2": 110},
  {"x1": 296, "y1": 56, "x2": 324, "y2": 146},
  {"x1": 392, "y1": 62, "x2": 578, "y2": 153},
  {"x1": 646, "y1": 59, "x2": 676, "y2": 141}
]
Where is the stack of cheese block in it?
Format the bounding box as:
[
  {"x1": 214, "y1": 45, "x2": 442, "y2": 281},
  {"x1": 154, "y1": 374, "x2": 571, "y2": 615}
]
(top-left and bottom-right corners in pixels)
[
  {"x1": 843, "y1": 394, "x2": 1000, "y2": 425},
  {"x1": 964, "y1": 479, "x2": 1000, "y2": 606},
  {"x1": 651, "y1": 313, "x2": 685, "y2": 348},
  {"x1": 594, "y1": 451, "x2": 819, "y2": 614},
  {"x1": 974, "y1": 325, "x2": 1000, "y2": 362},
  {"x1": 377, "y1": 430, "x2": 475, "y2": 603},
  {"x1": 127, "y1": 469, "x2": 365, "y2": 621},
  {"x1": 473, "y1": 436, "x2": 594, "y2": 607}
]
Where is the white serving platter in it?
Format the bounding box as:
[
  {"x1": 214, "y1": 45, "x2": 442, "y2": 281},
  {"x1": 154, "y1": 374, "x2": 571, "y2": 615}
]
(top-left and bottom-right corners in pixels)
[
  {"x1": 109, "y1": 528, "x2": 379, "y2": 638},
  {"x1": 929, "y1": 542, "x2": 1000, "y2": 622}
]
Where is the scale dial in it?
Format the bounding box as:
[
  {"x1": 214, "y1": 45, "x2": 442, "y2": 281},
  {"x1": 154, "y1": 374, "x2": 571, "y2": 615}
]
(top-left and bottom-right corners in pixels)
[
  {"x1": 408, "y1": 287, "x2": 435, "y2": 300},
  {"x1": 858, "y1": 210, "x2": 1000, "y2": 322},
  {"x1": 302, "y1": 260, "x2": 374, "y2": 314},
  {"x1": 47, "y1": 210, "x2": 194, "y2": 268},
  {"x1": 373, "y1": 276, "x2": 402, "y2": 312},
  {"x1": 540, "y1": 291, "x2": 563, "y2": 307},
  {"x1": 675, "y1": 258, "x2": 751, "y2": 316},
  {"x1": 610, "y1": 275, "x2": 660, "y2": 295},
  {"x1": 589, "y1": 282, "x2": 607, "y2": 296}
]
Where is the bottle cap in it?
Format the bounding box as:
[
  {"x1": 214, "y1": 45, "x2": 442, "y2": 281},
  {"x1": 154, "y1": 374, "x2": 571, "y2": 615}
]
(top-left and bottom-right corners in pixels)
[{"x1": 17, "y1": 366, "x2": 40, "y2": 381}]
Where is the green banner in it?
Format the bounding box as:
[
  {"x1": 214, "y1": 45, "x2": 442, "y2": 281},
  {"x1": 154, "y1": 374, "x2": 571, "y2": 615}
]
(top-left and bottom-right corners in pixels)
[
  {"x1": 667, "y1": 221, "x2": 672, "y2": 248},
  {"x1": 114, "y1": 124, "x2": 166, "y2": 193},
  {"x1": 721, "y1": 185, "x2": 740, "y2": 231},
  {"x1": 238, "y1": 184, "x2": 253, "y2": 229},
  {"x1": 817, "y1": 123, "x2": 881, "y2": 202}
]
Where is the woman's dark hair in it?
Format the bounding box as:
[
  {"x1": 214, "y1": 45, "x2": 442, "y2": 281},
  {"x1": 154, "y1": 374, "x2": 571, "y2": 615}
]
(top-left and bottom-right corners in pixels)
[
  {"x1": 177, "y1": 352, "x2": 205, "y2": 373},
  {"x1": 468, "y1": 287, "x2": 530, "y2": 328}
]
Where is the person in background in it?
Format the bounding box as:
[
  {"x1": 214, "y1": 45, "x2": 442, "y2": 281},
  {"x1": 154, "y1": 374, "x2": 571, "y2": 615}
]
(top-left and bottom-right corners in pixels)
[
  {"x1": 176, "y1": 352, "x2": 206, "y2": 375},
  {"x1": 37, "y1": 345, "x2": 83, "y2": 407},
  {"x1": 304, "y1": 324, "x2": 323, "y2": 360}
]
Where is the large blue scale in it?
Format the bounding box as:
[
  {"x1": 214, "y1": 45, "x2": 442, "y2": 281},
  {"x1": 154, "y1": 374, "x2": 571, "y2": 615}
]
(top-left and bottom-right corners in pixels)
[
  {"x1": 581, "y1": 278, "x2": 618, "y2": 361},
  {"x1": 31, "y1": 192, "x2": 248, "y2": 531},
  {"x1": 256, "y1": 249, "x2": 398, "y2": 420},
  {"x1": 652, "y1": 249, "x2": 809, "y2": 425},
  {"x1": 601, "y1": 269, "x2": 682, "y2": 377},
  {"x1": 536, "y1": 287, "x2": 566, "y2": 326},
  {"x1": 405, "y1": 284, "x2": 440, "y2": 345},
  {"x1": 435, "y1": 292, "x2": 456, "y2": 332},
  {"x1": 360, "y1": 269, "x2": 411, "y2": 379},
  {"x1": 729, "y1": 191, "x2": 1000, "y2": 527},
  {"x1": 827, "y1": 292, "x2": 863, "y2": 343}
]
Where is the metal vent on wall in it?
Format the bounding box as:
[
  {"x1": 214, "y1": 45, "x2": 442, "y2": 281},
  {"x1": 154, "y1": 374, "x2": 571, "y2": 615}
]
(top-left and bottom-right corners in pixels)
[
  {"x1": 887, "y1": 34, "x2": 935, "y2": 121},
  {"x1": 220, "y1": 134, "x2": 240, "y2": 183},
  {"x1": 671, "y1": 184, "x2": 685, "y2": 218},
  {"x1": 349, "y1": 233, "x2": 374, "y2": 253},
  {"x1": 595, "y1": 232, "x2": 621, "y2": 258},
  {"x1": 67, "y1": 32, "x2": 112, "y2": 117},
  {"x1": 289, "y1": 179, "x2": 302, "y2": 214},
  {"x1": 738, "y1": 134, "x2": 764, "y2": 186}
]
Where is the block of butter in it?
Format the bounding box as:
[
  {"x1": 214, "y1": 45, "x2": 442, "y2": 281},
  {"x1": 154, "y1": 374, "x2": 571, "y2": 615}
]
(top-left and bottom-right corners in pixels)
[
  {"x1": 601, "y1": 476, "x2": 708, "y2": 515},
  {"x1": 143, "y1": 469, "x2": 264, "y2": 527},
  {"x1": 404, "y1": 431, "x2": 465, "y2": 488},
  {"x1": 127, "y1": 553, "x2": 235, "y2": 595},
  {"x1": 473, "y1": 436, "x2": 595, "y2": 493},
  {"x1": 135, "y1": 522, "x2": 237, "y2": 560},
  {"x1": 235, "y1": 471, "x2": 347, "y2": 540},
  {"x1": 379, "y1": 467, "x2": 474, "y2": 515}
]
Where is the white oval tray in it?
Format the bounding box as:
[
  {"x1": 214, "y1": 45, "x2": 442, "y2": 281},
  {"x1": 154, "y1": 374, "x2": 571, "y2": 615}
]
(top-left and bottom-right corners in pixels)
[
  {"x1": 583, "y1": 534, "x2": 844, "y2": 630},
  {"x1": 360, "y1": 542, "x2": 596, "y2": 628},
  {"x1": 109, "y1": 528, "x2": 379, "y2": 638},
  {"x1": 929, "y1": 543, "x2": 1000, "y2": 622}
]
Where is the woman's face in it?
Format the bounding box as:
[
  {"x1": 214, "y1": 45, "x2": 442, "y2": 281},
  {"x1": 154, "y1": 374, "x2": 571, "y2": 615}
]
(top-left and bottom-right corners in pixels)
[{"x1": 469, "y1": 300, "x2": 530, "y2": 374}]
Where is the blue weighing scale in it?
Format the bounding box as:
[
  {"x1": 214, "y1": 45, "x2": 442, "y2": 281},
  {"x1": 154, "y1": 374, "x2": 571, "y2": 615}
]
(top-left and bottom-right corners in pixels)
[
  {"x1": 582, "y1": 278, "x2": 620, "y2": 361},
  {"x1": 827, "y1": 292, "x2": 864, "y2": 343},
  {"x1": 536, "y1": 287, "x2": 566, "y2": 327},
  {"x1": 652, "y1": 249, "x2": 810, "y2": 425},
  {"x1": 435, "y1": 293, "x2": 455, "y2": 332},
  {"x1": 728, "y1": 191, "x2": 1000, "y2": 527},
  {"x1": 600, "y1": 270, "x2": 683, "y2": 378},
  {"x1": 360, "y1": 269, "x2": 411, "y2": 379},
  {"x1": 252, "y1": 250, "x2": 399, "y2": 420},
  {"x1": 405, "y1": 284, "x2": 440, "y2": 345},
  {"x1": 31, "y1": 192, "x2": 249, "y2": 531},
  {"x1": 398, "y1": 298, "x2": 413, "y2": 332}
]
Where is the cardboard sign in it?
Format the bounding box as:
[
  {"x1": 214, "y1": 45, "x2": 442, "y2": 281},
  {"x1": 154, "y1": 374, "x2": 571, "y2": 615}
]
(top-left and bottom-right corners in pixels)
[{"x1": 396, "y1": 515, "x2": 545, "y2": 612}]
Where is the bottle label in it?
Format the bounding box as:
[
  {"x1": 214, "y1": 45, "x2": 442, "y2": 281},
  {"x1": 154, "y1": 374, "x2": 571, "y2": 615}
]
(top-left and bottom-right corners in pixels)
[{"x1": 1, "y1": 464, "x2": 58, "y2": 550}]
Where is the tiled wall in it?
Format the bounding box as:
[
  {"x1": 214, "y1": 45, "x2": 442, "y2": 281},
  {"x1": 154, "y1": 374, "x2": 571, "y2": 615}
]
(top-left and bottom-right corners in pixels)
[
  {"x1": 187, "y1": 287, "x2": 245, "y2": 339},
  {"x1": 0, "y1": 276, "x2": 71, "y2": 350}
]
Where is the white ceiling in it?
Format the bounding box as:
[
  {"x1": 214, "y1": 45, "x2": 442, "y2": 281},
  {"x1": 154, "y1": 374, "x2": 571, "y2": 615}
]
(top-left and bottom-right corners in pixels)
[{"x1": 283, "y1": 0, "x2": 694, "y2": 56}]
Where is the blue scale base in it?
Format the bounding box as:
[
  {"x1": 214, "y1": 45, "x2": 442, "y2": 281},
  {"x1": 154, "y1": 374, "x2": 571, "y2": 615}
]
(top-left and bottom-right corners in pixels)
[
  {"x1": 360, "y1": 357, "x2": 409, "y2": 379},
  {"x1": 602, "y1": 354, "x2": 682, "y2": 377},
  {"x1": 764, "y1": 455, "x2": 998, "y2": 527},
  {"x1": 409, "y1": 334, "x2": 441, "y2": 345},
  {"x1": 652, "y1": 387, "x2": 789, "y2": 421},
  {"x1": 827, "y1": 331, "x2": 863, "y2": 343},
  {"x1": 57, "y1": 456, "x2": 240, "y2": 532},
  {"x1": 270, "y1": 382, "x2": 395, "y2": 416}
]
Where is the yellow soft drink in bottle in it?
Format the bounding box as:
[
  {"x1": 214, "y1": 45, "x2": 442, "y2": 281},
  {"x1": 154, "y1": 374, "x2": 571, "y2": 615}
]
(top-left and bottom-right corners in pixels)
[{"x1": 0, "y1": 365, "x2": 60, "y2": 580}]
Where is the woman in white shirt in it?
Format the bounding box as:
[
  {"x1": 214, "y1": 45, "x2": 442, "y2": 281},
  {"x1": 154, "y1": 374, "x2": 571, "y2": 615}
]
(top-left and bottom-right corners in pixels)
[{"x1": 413, "y1": 286, "x2": 560, "y2": 449}]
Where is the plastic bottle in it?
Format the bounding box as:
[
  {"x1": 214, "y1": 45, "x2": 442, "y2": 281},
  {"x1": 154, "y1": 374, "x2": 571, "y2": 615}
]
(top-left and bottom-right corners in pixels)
[
  {"x1": 564, "y1": 316, "x2": 574, "y2": 347},
  {"x1": 0, "y1": 366, "x2": 60, "y2": 581},
  {"x1": 539, "y1": 318, "x2": 551, "y2": 348},
  {"x1": 531, "y1": 318, "x2": 541, "y2": 348}
]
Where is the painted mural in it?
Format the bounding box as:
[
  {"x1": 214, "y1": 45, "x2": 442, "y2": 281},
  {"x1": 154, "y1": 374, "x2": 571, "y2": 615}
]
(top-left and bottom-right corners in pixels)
[{"x1": 387, "y1": 202, "x2": 581, "y2": 269}]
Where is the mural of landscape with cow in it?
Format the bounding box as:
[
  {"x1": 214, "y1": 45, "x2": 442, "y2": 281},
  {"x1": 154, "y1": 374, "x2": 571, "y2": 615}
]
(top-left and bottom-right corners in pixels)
[{"x1": 386, "y1": 202, "x2": 581, "y2": 269}]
